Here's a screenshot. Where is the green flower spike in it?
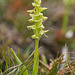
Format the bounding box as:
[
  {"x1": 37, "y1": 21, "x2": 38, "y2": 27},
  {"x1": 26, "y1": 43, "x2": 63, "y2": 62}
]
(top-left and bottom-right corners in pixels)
[{"x1": 27, "y1": 0, "x2": 48, "y2": 75}]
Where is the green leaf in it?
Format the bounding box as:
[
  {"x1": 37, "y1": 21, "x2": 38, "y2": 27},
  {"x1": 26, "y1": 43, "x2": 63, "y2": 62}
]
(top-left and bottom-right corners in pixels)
[
  {"x1": 10, "y1": 48, "x2": 29, "y2": 75},
  {"x1": 41, "y1": 54, "x2": 47, "y2": 65},
  {"x1": 10, "y1": 48, "x2": 22, "y2": 65}
]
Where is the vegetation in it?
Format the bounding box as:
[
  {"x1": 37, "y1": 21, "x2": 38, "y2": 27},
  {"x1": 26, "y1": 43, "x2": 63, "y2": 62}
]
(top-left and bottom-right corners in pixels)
[{"x1": 0, "y1": 0, "x2": 75, "y2": 75}]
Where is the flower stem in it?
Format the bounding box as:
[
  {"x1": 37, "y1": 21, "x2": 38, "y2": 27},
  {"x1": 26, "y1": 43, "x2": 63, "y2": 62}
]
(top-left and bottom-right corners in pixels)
[
  {"x1": 62, "y1": 1, "x2": 71, "y2": 33},
  {"x1": 33, "y1": 39, "x2": 39, "y2": 75}
]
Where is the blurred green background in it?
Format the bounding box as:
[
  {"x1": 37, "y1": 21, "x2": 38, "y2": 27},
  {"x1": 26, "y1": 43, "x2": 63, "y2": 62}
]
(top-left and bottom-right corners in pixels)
[{"x1": 0, "y1": 0, "x2": 75, "y2": 66}]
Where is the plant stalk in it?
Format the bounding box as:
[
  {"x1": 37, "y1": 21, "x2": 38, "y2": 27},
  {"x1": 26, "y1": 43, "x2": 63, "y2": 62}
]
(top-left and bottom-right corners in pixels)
[
  {"x1": 62, "y1": 1, "x2": 71, "y2": 33},
  {"x1": 33, "y1": 39, "x2": 39, "y2": 75}
]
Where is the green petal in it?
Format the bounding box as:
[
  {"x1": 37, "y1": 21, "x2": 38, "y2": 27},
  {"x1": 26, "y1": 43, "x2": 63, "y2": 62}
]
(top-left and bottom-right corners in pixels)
[
  {"x1": 39, "y1": 30, "x2": 49, "y2": 36},
  {"x1": 27, "y1": 25, "x2": 36, "y2": 30},
  {"x1": 29, "y1": 14, "x2": 34, "y2": 17},
  {"x1": 32, "y1": 3, "x2": 40, "y2": 7},
  {"x1": 37, "y1": 23, "x2": 44, "y2": 29},
  {"x1": 40, "y1": 7, "x2": 47, "y2": 12},
  {"x1": 31, "y1": 35, "x2": 38, "y2": 39},
  {"x1": 43, "y1": 16, "x2": 48, "y2": 20},
  {"x1": 27, "y1": 10, "x2": 34, "y2": 13}
]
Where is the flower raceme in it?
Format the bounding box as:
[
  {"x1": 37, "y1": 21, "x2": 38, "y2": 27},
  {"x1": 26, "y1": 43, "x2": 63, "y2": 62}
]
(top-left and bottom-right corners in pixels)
[
  {"x1": 27, "y1": 0, "x2": 48, "y2": 40},
  {"x1": 27, "y1": 0, "x2": 48, "y2": 75}
]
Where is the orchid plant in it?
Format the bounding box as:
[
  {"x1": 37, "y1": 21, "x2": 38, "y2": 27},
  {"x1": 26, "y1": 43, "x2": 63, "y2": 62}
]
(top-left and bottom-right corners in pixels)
[{"x1": 27, "y1": 0, "x2": 48, "y2": 75}]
